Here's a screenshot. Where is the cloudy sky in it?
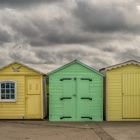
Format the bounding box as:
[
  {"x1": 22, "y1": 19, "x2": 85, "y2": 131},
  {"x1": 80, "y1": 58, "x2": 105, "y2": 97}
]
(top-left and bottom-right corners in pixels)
[{"x1": 0, "y1": 0, "x2": 140, "y2": 71}]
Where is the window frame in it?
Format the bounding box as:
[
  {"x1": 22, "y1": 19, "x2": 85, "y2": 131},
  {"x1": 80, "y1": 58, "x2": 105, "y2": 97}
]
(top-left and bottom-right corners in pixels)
[{"x1": 0, "y1": 80, "x2": 16, "y2": 102}]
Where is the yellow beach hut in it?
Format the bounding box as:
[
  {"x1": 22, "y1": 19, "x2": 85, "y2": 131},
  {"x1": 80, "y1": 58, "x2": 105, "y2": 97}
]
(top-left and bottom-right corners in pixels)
[
  {"x1": 0, "y1": 62, "x2": 47, "y2": 119},
  {"x1": 101, "y1": 60, "x2": 140, "y2": 121}
]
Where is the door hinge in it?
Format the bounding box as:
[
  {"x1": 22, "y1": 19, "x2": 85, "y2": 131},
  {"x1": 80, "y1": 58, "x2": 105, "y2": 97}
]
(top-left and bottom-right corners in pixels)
[
  {"x1": 60, "y1": 78, "x2": 72, "y2": 81},
  {"x1": 81, "y1": 78, "x2": 92, "y2": 81},
  {"x1": 60, "y1": 97, "x2": 72, "y2": 100},
  {"x1": 60, "y1": 116, "x2": 72, "y2": 119},
  {"x1": 81, "y1": 97, "x2": 92, "y2": 100},
  {"x1": 74, "y1": 77, "x2": 77, "y2": 80},
  {"x1": 81, "y1": 116, "x2": 92, "y2": 120}
]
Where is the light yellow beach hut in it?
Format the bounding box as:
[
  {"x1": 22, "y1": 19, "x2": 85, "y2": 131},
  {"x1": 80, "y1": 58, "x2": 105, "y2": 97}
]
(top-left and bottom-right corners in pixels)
[
  {"x1": 101, "y1": 60, "x2": 140, "y2": 121},
  {"x1": 0, "y1": 62, "x2": 47, "y2": 119}
]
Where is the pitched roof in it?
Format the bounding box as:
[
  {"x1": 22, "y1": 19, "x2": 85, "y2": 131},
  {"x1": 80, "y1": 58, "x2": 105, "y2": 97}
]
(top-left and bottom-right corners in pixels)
[
  {"x1": 48, "y1": 59, "x2": 104, "y2": 76},
  {"x1": 100, "y1": 60, "x2": 140, "y2": 71},
  {"x1": 0, "y1": 61, "x2": 46, "y2": 75}
]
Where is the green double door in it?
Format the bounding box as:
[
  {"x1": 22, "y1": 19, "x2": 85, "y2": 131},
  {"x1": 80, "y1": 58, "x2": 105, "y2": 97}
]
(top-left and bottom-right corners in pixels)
[{"x1": 60, "y1": 77, "x2": 93, "y2": 121}]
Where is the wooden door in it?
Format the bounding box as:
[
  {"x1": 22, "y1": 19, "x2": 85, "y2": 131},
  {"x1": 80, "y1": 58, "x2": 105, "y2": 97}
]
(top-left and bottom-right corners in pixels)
[
  {"x1": 122, "y1": 73, "x2": 140, "y2": 119},
  {"x1": 60, "y1": 77, "x2": 76, "y2": 121},
  {"x1": 77, "y1": 77, "x2": 93, "y2": 121},
  {"x1": 25, "y1": 77, "x2": 41, "y2": 118}
]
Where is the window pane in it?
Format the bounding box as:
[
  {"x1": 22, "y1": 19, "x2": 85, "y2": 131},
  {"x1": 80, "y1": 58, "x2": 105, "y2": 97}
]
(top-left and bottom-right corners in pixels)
[
  {"x1": 11, "y1": 83, "x2": 15, "y2": 88},
  {"x1": 6, "y1": 83, "x2": 10, "y2": 88},
  {"x1": 1, "y1": 89, "x2": 5, "y2": 93},
  {"x1": 1, "y1": 93, "x2": 5, "y2": 99},
  {"x1": 1, "y1": 83, "x2": 5, "y2": 88},
  {"x1": 6, "y1": 89, "x2": 10, "y2": 93},
  {"x1": 6, "y1": 93, "x2": 10, "y2": 99},
  {"x1": 11, "y1": 89, "x2": 15, "y2": 93},
  {"x1": 11, "y1": 94, "x2": 15, "y2": 99},
  {"x1": 0, "y1": 82, "x2": 16, "y2": 100}
]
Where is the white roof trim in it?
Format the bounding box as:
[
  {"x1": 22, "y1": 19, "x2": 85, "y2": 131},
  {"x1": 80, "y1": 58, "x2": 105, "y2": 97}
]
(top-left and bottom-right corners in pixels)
[{"x1": 101, "y1": 60, "x2": 140, "y2": 71}]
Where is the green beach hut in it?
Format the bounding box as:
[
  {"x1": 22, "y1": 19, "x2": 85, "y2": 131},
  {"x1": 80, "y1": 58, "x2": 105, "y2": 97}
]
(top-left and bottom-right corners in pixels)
[{"x1": 48, "y1": 60, "x2": 104, "y2": 121}]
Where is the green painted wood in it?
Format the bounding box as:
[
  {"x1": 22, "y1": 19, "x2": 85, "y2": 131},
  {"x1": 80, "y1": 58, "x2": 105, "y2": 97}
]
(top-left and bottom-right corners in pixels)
[{"x1": 49, "y1": 61, "x2": 103, "y2": 121}]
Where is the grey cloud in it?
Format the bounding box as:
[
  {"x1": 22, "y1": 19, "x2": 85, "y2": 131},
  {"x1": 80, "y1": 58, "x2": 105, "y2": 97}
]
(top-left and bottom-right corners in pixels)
[
  {"x1": 0, "y1": 29, "x2": 12, "y2": 44},
  {"x1": 117, "y1": 48, "x2": 140, "y2": 61},
  {"x1": 34, "y1": 49, "x2": 84, "y2": 64},
  {"x1": 34, "y1": 45, "x2": 113, "y2": 68},
  {"x1": 102, "y1": 47, "x2": 116, "y2": 53},
  {"x1": 74, "y1": 1, "x2": 140, "y2": 33}
]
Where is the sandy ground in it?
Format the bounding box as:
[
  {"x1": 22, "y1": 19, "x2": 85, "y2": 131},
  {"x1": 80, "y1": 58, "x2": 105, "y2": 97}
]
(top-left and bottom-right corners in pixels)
[
  {"x1": 0, "y1": 121, "x2": 100, "y2": 140},
  {"x1": 99, "y1": 122, "x2": 140, "y2": 140},
  {"x1": 0, "y1": 121, "x2": 140, "y2": 140}
]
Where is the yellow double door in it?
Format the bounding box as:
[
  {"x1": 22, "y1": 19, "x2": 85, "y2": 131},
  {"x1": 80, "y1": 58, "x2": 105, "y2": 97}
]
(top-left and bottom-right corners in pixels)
[
  {"x1": 122, "y1": 73, "x2": 140, "y2": 119},
  {"x1": 25, "y1": 76, "x2": 42, "y2": 119}
]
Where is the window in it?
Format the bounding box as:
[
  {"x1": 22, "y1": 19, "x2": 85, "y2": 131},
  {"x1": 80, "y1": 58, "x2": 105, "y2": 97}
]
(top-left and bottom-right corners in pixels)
[{"x1": 0, "y1": 81, "x2": 16, "y2": 101}]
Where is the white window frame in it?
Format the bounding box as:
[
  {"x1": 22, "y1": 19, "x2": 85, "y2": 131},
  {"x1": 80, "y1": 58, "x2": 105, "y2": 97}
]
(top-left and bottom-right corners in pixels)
[{"x1": 0, "y1": 80, "x2": 16, "y2": 102}]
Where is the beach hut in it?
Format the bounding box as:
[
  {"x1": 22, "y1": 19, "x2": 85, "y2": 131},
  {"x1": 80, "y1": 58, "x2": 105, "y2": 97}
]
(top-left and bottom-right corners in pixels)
[
  {"x1": 0, "y1": 62, "x2": 47, "y2": 119},
  {"x1": 48, "y1": 60, "x2": 104, "y2": 121},
  {"x1": 101, "y1": 60, "x2": 140, "y2": 121}
]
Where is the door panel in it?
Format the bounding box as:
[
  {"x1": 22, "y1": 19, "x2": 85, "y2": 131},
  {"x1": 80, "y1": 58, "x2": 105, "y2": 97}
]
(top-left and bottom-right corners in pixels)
[
  {"x1": 27, "y1": 78, "x2": 41, "y2": 95},
  {"x1": 26, "y1": 77, "x2": 41, "y2": 118},
  {"x1": 77, "y1": 78, "x2": 93, "y2": 121},
  {"x1": 26, "y1": 95, "x2": 41, "y2": 117},
  {"x1": 60, "y1": 78, "x2": 76, "y2": 120},
  {"x1": 122, "y1": 73, "x2": 140, "y2": 119}
]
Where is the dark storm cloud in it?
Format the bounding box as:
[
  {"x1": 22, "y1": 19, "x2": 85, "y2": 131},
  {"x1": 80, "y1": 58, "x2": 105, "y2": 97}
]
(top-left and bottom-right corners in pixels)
[
  {"x1": 74, "y1": 0, "x2": 140, "y2": 33},
  {"x1": 29, "y1": 17, "x2": 87, "y2": 45},
  {"x1": 0, "y1": 0, "x2": 62, "y2": 7},
  {"x1": 0, "y1": 0, "x2": 140, "y2": 70},
  {"x1": 1, "y1": 0, "x2": 139, "y2": 47},
  {"x1": 7, "y1": 14, "x2": 94, "y2": 46}
]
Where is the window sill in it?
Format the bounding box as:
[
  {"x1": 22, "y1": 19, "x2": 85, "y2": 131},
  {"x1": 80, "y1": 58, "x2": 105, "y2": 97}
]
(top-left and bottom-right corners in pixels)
[{"x1": 0, "y1": 100, "x2": 16, "y2": 102}]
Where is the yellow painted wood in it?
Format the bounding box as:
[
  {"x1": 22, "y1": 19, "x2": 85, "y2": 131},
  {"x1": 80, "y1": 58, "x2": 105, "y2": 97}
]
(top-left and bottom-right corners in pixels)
[
  {"x1": 0, "y1": 63, "x2": 45, "y2": 119},
  {"x1": 122, "y1": 73, "x2": 140, "y2": 119},
  {"x1": 0, "y1": 63, "x2": 41, "y2": 75},
  {"x1": 106, "y1": 64, "x2": 140, "y2": 121},
  {"x1": 25, "y1": 77, "x2": 41, "y2": 118}
]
